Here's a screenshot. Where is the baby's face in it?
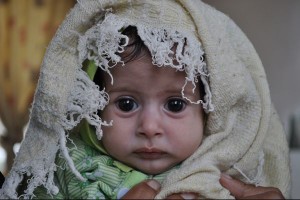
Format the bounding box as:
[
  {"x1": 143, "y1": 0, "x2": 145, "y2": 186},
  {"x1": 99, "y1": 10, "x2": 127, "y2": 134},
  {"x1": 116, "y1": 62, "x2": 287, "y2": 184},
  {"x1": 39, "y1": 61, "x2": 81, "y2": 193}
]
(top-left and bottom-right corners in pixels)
[{"x1": 101, "y1": 53, "x2": 204, "y2": 175}]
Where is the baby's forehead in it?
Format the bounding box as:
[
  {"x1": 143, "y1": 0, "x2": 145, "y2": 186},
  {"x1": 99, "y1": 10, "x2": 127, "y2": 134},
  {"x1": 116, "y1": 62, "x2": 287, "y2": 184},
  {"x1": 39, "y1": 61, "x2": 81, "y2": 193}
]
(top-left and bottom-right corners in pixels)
[
  {"x1": 103, "y1": 57, "x2": 201, "y2": 98},
  {"x1": 105, "y1": 54, "x2": 186, "y2": 82}
]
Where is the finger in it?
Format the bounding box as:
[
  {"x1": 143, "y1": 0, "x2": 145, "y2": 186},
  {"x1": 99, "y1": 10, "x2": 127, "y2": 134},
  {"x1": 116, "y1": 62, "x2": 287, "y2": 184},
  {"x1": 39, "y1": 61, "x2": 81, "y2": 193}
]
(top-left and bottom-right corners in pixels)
[
  {"x1": 165, "y1": 193, "x2": 184, "y2": 199},
  {"x1": 219, "y1": 173, "x2": 250, "y2": 198},
  {"x1": 239, "y1": 186, "x2": 284, "y2": 199},
  {"x1": 121, "y1": 180, "x2": 160, "y2": 199},
  {"x1": 238, "y1": 190, "x2": 285, "y2": 200},
  {"x1": 220, "y1": 174, "x2": 284, "y2": 199},
  {"x1": 166, "y1": 193, "x2": 197, "y2": 199}
]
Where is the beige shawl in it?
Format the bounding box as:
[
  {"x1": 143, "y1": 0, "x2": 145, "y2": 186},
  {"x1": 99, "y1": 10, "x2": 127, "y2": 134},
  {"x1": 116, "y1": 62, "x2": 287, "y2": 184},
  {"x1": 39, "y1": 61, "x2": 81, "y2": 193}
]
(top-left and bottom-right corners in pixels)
[{"x1": 0, "y1": 0, "x2": 291, "y2": 199}]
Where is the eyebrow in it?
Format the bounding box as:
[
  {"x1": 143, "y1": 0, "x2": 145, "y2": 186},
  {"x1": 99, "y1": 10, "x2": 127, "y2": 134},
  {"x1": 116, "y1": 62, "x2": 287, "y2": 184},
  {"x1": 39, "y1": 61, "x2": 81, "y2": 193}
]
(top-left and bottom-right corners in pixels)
[
  {"x1": 105, "y1": 86, "x2": 138, "y2": 94},
  {"x1": 106, "y1": 85, "x2": 199, "y2": 99}
]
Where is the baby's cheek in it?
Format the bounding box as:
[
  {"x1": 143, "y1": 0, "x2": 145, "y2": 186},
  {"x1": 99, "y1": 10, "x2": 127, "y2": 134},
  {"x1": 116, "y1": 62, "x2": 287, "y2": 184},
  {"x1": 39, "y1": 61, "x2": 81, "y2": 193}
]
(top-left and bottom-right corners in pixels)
[{"x1": 185, "y1": 132, "x2": 203, "y2": 151}]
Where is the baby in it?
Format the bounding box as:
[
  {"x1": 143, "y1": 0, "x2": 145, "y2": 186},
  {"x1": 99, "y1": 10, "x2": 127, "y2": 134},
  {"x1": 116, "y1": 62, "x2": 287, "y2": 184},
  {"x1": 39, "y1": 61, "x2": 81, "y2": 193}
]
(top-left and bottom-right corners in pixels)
[
  {"x1": 33, "y1": 25, "x2": 208, "y2": 199},
  {"x1": 98, "y1": 27, "x2": 205, "y2": 176},
  {"x1": 0, "y1": 1, "x2": 290, "y2": 199}
]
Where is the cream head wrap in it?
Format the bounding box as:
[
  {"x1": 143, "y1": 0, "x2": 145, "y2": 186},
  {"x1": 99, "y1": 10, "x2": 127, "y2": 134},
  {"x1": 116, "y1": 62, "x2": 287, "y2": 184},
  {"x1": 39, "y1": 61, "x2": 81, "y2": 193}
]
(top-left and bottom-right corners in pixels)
[{"x1": 0, "y1": 0, "x2": 291, "y2": 199}]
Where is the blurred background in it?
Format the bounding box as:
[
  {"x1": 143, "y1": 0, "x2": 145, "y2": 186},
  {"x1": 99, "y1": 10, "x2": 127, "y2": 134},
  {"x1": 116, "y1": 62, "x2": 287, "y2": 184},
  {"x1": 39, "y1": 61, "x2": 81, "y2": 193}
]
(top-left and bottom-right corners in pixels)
[
  {"x1": 0, "y1": 0, "x2": 299, "y2": 198},
  {"x1": 0, "y1": 0, "x2": 76, "y2": 173}
]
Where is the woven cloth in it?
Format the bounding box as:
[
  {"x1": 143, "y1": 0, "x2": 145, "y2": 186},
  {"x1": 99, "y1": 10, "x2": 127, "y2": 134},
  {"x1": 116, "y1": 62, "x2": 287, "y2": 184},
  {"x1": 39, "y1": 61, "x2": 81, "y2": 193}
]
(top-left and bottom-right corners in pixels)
[
  {"x1": 33, "y1": 134, "x2": 171, "y2": 199},
  {"x1": 0, "y1": 0, "x2": 291, "y2": 199}
]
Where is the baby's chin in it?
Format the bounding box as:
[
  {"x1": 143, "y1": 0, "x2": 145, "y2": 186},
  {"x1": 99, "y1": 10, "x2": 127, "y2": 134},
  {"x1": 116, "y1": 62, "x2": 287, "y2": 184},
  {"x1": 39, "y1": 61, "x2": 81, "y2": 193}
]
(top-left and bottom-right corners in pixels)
[{"x1": 132, "y1": 162, "x2": 179, "y2": 175}]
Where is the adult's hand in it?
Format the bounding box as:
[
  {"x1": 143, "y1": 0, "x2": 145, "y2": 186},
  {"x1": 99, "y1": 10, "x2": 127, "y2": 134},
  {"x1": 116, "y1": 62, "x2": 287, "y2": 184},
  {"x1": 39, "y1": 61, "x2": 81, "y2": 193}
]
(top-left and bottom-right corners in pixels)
[
  {"x1": 122, "y1": 174, "x2": 284, "y2": 199},
  {"x1": 220, "y1": 173, "x2": 285, "y2": 199},
  {"x1": 121, "y1": 180, "x2": 159, "y2": 199},
  {"x1": 121, "y1": 180, "x2": 196, "y2": 199}
]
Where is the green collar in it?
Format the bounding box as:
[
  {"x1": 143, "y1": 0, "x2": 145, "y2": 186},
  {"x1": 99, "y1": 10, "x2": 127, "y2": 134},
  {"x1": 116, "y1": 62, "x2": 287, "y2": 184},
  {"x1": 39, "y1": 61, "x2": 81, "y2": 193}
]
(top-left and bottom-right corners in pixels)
[{"x1": 79, "y1": 119, "x2": 108, "y2": 154}]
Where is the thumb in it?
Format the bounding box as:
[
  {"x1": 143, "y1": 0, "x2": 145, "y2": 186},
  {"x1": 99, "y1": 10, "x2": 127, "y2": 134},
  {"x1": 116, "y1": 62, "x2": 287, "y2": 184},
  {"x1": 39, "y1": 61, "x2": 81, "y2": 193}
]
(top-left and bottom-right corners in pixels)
[
  {"x1": 121, "y1": 180, "x2": 160, "y2": 199},
  {"x1": 220, "y1": 173, "x2": 251, "y2": 198},
  {"x1": 219, "y1": 173, "x2": 280, "y2": 199}
]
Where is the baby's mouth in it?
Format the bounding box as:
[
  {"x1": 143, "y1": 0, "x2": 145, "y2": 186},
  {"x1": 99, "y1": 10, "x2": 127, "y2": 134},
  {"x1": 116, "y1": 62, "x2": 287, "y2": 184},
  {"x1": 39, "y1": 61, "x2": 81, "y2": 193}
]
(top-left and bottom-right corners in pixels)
[{"x1": 133, "y1": 148, "x2": 167, "y2": 159}]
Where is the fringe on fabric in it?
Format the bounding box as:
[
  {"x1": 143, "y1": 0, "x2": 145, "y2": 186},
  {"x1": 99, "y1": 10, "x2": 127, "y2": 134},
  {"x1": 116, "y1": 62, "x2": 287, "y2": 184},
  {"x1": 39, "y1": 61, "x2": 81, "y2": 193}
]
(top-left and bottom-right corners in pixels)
[{"x1": 77, "y1": 12, "x2": 214, "y2": 112}]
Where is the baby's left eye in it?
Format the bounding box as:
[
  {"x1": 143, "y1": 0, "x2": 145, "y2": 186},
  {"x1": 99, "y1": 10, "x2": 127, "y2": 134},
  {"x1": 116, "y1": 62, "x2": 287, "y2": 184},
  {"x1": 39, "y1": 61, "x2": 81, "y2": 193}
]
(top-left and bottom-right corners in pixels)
[
  {"x1": 116, "y1": 97, "x2": 138, "y2": 112},
  {"x1": 165, "y1": 98, "x2": 187, "y2": 113}
]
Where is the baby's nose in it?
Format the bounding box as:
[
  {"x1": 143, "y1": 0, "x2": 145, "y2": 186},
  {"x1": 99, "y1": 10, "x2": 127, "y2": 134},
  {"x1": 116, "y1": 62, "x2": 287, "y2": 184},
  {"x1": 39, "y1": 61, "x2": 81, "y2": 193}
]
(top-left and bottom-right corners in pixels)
[{"x1": 137, "y1": 108, "x2": 163, "y2": 138}]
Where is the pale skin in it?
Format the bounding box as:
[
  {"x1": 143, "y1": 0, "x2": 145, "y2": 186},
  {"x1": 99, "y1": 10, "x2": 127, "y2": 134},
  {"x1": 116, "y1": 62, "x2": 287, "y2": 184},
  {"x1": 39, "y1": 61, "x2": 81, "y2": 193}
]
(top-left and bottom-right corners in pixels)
[{"x1": 99, "y1": 49, "x2": 285, "y2": 199}]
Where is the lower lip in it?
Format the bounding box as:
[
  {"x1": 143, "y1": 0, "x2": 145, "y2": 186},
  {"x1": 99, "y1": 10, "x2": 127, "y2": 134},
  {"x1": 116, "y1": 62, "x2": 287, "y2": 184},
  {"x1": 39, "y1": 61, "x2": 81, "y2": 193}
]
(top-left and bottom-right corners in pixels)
[{"x1": 134, "y1": 152, "x2": 166, "y2": 159}]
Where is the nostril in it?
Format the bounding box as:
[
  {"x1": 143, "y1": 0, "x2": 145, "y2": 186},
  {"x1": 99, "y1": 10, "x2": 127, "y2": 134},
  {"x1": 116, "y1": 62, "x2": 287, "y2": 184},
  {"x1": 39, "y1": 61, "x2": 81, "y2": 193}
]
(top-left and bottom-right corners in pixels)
[
  {"x1": 137, "y1": 123, "x2": 163, "y2": 138},
  {"x1": 137, "y1": 107, "x2": 163, "y2": 137}
]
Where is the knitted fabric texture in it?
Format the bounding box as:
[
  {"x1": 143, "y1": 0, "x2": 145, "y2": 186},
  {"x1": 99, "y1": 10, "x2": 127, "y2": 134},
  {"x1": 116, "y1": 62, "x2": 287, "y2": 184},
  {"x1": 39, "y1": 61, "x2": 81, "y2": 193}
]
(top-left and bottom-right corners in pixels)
[{"x1": 0, "y1": 0, "x2": 291, "y2": 199}]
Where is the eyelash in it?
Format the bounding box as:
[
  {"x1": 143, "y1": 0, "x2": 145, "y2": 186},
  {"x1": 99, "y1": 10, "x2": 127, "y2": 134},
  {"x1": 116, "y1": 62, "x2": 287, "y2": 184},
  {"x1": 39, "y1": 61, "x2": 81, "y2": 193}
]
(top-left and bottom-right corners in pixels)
[
  {"x1": 115, "y1": 97, "x2": 138, "y2": 112},
  {"x1": 115, "y1": 97, "x2": 187, "y2": 113},
  {"x1": 164, "y1": 98, "x2": 187, "y2": 113}
]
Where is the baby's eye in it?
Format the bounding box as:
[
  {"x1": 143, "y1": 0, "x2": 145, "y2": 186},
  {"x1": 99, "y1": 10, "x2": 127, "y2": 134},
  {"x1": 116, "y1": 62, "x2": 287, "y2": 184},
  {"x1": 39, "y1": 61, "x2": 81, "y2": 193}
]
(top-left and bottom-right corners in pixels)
[
  {"x1": 116, "y1": 97, "x2": 138, "y2": 112},
  {"x1": 165, "y1": 98, "x2": 187, "y2": 113}
]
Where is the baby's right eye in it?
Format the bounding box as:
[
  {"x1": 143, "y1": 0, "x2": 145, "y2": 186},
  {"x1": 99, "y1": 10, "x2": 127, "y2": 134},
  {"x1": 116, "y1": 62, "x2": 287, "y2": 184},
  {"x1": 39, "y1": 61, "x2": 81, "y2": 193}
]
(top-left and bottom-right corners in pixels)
[{"x1": 116, "y1": 97, "x2": 138, "y2": 112}]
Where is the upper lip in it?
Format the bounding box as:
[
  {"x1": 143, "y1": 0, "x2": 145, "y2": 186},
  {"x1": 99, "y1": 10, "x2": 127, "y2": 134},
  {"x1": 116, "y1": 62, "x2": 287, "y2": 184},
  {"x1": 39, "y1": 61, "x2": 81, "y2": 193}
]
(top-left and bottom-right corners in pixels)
[{"x1": 134, "y1": 147, "x2": 165, "y2": 153}]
